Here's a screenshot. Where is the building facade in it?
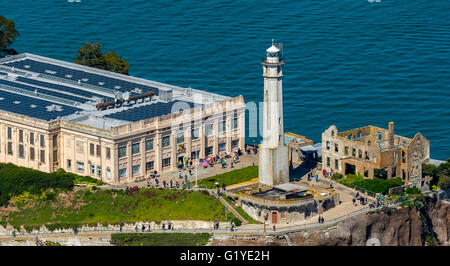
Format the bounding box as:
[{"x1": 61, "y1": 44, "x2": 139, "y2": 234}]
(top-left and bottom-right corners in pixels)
[
  {"x1": 0, "y1": 53, "x2": 245, "y2": 184},
  {"x1": 321, "y1": 122, "x2": 430, "y2": 188}
]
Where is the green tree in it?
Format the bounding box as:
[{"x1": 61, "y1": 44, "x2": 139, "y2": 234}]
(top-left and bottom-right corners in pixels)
[
  {"x1": 104, "y1": 51, "x2": 129, "y2": 75},
  {"x1": 0, "y1": 16, "x2": 19, "y2": 58},
  {"x1": 74, "y1": 43, "x2": 129, "y2": 75}
]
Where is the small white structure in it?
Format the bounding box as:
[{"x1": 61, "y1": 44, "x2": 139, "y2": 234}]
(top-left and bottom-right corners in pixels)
[{"x1": 259, "y1": 41, "x2": 289, "y2": 186}]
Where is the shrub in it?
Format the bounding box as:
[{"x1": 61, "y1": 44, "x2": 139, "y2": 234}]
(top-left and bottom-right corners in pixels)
[
  {"x1": 0, "y1": 163, "x2": 74, "y2": 206},
  {"x1": 406, "y1": 187, "x2": 421, "y2": 195}
]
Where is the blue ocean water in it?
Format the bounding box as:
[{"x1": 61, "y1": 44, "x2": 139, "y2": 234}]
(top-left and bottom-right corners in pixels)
[{"x1": 1, "y1": 0, "x2": 449, "y2": 159}]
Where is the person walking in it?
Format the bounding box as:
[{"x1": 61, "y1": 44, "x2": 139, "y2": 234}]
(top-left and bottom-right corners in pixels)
[
  {"x1": 321, "y1": 217, "x2": 325, "y2": 223},
  {"x1": 162, "y1": 223, "x2": 166, "y2": 231},
  {"x1": 120, "y1": 225, "x2": 123, "y2": 232},
  {"x1": 273, "y1": 224, "x2": 276, "y2": 231},
  {"x1": 315, "y1": 174, "x2": 319, "y2": 182}
]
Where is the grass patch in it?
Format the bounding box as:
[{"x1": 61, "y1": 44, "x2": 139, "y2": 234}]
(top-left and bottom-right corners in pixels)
[
  {"x1": 222, "y1": 195, "x2": 260, "y2": 224},
  {"x1": 197, "y1": 166, "x2": 258, "y2": 189},
  {"x1": 110, "y1": 232, "x2": 211, "y2": 246},
  {"x1": 6, "y1": 187, "x2": 229, "y2": 232},
  {"x1": 333, "y1": 173, "x2": 403, "y2": 194},
  {"x1": 0, "y1": 163, "x2": 105, "y2": 206}
]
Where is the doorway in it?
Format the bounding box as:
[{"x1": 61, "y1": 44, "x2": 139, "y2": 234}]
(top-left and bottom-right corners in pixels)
[{"x1": 272, "y1": 212, "x2": 277, "y2": 224}]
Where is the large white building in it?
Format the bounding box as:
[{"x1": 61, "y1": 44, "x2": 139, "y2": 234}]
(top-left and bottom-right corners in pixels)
[{"x1": 0, "y1": 53, "x2": 246, "y2": 184}]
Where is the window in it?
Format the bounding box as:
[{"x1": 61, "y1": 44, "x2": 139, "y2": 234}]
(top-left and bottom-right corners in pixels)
[
  {"x1": 90, "y1": 143, "x2": 95, "y2": 155},
  {"x1": 119, "y1": 168, "x2": 127, "y2": 178},
  {"x1": 177, "y1": 132, "x2": 184, "y2": 143},
  {"x1": 348, "y1": 134, "x2": 352, "y2": 140},
  {"x1": 67, "y1": 159, "x2": 72, "y2": 169},
  {"x1": 219, "y1": 120, "x2": 226, "y2": 133},
  {"x1": 206, "y1": 124, "x2": 213, "y2": 137},
  {"x1": 40, "y1": 135, "x2": 45, "y2": 148},
  {"x1": 97, "y1": 166, "x2": 102, "y2": 177},
  {"x1": 52, "y1": 135, "x2": 57, "y2": 148},
  {"x1": 205, "y1": 146, "x2": 213, "y2": 156},
  {"x1": 232, "y1": 139, "x2": 239, "y2": 148},
  {"x1": 326, "y1": 157, "x2": 330, "y2": 167},
  {"x1": 106, "y1": 168, "x2": 111, "y2": 179},
  {"x1": 96, "y1": 145, "x2": 101, "y2": 157},
  {"x1": 90, "y1": 165, "x2": 95, "y2": 175},
  {"x1": 40, "y1": 150, "x2": 45, "y2": 163},
  {"x1": 233, "y1": 117, "x2": 238, "y2": 129},
  {"x1": 334, "y1": 144, "x2": 339, "y2": 153},
  {"x1": 335, "y1": 159, "x2": 339, "y2": 169},
  {"x1": 358, "y1": 150, "x2": 362, "y2": 159},
  {"x1": 132, "y1": 143, "x2": 140, "y2": 155},
  {"x1": 162, "y1": 136, "x2": 170, "y2": 148},
  {"x1": 344, "y1": 146, "x2": 349, "y2": 155},
  {"x1": 7, "y1": 142, "x2": 12, "y2": 155},
  {"x1": 364, "y1": 169, "x2": 369, "y2": 177},
  {"x1": 393, "y1": 151, "x2": 398, "y2": 163},
  {"x1": 219, "y1": 142, "x2": 226, "y2": 152},
  {"x1": 357, "y1": 131, "x2": 361, "y2": 138},
  {"x1": 30, "y1": 147, "x2": 35, "y2": 161},
  {"x1": 191, "y1": 150, "x2": 199, "y2": 159},
  {"x1": 326, "y1": 141, "x2": 330, "y2": 150},
  {"x1": 352, "y1": 148, "x2": 356, "y2": 157},
  {"x1": 331, "y1": 130, "x2": 335, "y2": 137},
  {"x1": 162, "y1": 158, "x2": 171, "y2": 168},
  {"x1": 191, "y1": 128, "x2": 199, "y2": 140},
  {"x1": 18, "y1": 144, "x2": 24, "y2": 158},
  {"x1": 19, "y1": 130, "x2": 23, "y2": 142},
  {"x1": 146, "y1": 161, "x2": 154, "y2": 171},
  {"x1": 7, "y1": 127, "x2": 12, "y2": 139},
  {"x1": 53, "y1": 150, "x2": 57, "y2": 162},
  {"x1": 132, "y1": 165, "x2": 140, "y2": 175},
  {"x1": 402, "y1": 150, "x2": 406, "y2": 163},
  {"x1": 30, "y1": 132, "x2": 34, "y2": 145},
  {"x1": 76, "y1": 161, "x2": 85, "y2": 172},
  {"x1": 118, "y1": 146, "x2": 127, "y2": 158},
  {"x1": 106, "y1": 147, "x2": 111, "y2": 159},
  {"x1": 145, "y1": 139, "x2": 154, "y2": 151}
]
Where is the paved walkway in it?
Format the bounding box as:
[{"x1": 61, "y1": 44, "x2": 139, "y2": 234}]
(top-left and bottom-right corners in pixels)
[{"x1": 101, "y1": 153, "x2": 259, "y2": 190}]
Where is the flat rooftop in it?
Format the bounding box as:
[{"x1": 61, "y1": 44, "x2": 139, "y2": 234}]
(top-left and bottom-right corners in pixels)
[{"x1": 0, "y1": 53, "x2": 230, "y2": 129}]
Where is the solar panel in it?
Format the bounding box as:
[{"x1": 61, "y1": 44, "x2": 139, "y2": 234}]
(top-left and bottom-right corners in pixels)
[
  {"x1": 4, "y1": 59, "x2": 159, "y2": 95},
  {"x1": 104, "y1": 101, "x2": 196, "y2": 122},
  {"x1": 16, "y1": 77, "x2": 114, "y2": 101},
  {"x1": 0, "y1": 78, "x2": 87, "y2": 103},
  {"x1": 0, "y1": 89, "x2": 81, "y2": 121}
]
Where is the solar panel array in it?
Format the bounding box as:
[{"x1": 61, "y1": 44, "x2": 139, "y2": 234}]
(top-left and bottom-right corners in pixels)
[
  {"x1": 16, "y1": 77, "x2": 114, "y2": 101},
  {"x1": 105, "y1": 101, "x2": 196, "y2": 122},
  {"x1": 4, "y1": 59, "x2": 159, "y2": 95},
  {"x1": 0, "y1": 89, "x2": 82, "y2": 121},
  {"x1": 0, "y1": 78, "x2": 87, "y2": 103}
]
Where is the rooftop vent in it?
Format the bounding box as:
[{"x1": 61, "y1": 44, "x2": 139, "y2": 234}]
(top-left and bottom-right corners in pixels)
[
  {"x1": 24, "y1": 65, "x2": 30, "y2": 69},
  {"x1": 30, "y1": 104, "x2": 37, "y2": 108},
  {"x1": 65, "y1": 74, "x2": 73, "y2": 78},
  {"x1": 45, "y1": 70, "x2": 57, "y2": 75},
  {"x1": 13, "y1": 101, "x2": 21, "y2": 104},
  {"x1": 98, "y1": 82, "x2": 105, "y2": 85},
  {"x1": 46, "y1": 104, "x2": 63, "y2": 112},
  {"x1": 0, "y1": 97, "x2": 4, "y2": 100},
  {"x1": 81, "y1": 78, "x2": 88, "y2": 82},
  {"x1": 159, "y1": 89, "x2": 173, "y2": 102}
]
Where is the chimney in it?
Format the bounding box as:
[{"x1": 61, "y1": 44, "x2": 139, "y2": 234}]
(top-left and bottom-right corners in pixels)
[{"x1": 388, "y1": 122, "x2": 394, "y2": 147}]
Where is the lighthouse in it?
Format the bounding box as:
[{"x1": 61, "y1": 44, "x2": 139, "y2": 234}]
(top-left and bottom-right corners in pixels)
[{"x1": 259, "y1": 41, "x2": 289, "y2": 186}]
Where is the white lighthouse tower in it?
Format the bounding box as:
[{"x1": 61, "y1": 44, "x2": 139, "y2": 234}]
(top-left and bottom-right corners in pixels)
[{"x1": 259, "y1": 40, "x2": 289, "y2": 186}]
